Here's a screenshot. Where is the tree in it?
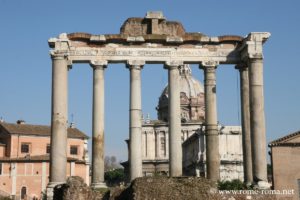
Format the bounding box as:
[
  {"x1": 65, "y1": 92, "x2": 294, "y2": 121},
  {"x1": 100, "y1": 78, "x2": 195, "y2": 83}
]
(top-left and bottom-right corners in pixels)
[
  {"x1": 104, "y1": 156, "x2": 111, "y2": 171},
  {"x1": 110, "y1": 156, "x2": 117, "y2": 168},
  {"x1": 104, "y1": 155, "x2": 122, "y2": 171},
  {"x1": 104, "y1": 168, "x2": 125, "y2": 186}
]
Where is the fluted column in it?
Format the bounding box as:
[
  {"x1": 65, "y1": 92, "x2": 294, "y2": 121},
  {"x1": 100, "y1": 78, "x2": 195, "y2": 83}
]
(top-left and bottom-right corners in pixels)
[
  {"x1": 236, "y1": 64, "x2": 253, "y2": 184},
  {"x1": 248, "y1": 58, "x2": 268, "y2": 182},
  {"x1": 48, "y1": 53, "x2": 69, "y2": 186},
  {"x1": 127, "y1": 60, "x2": 144, "y2": 181},
  {"x1": 90, "y1": 60, "x2": 107, "y2": 188},
  {"x1": 164, "y1": 61, "x2": 182, "y2": 177},
  {"x1": 200, "y1": 61, "x2": 220, "y2": 181}
]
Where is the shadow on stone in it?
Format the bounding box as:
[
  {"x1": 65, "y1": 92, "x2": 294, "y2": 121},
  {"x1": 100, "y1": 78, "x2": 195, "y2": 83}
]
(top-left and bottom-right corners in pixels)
[
  {"x1": 53, "y1": 183, "x2": 68, "y2": 200},
  {"x1": 54, "y1": 176, "x2": 107, "y2": 200},
  {"x1": 111, "y1": 176, "x2": 217, "y2": 200},
  {"x1": 110, "y1": 177, "x2": 276, "y2": 200},
  {"x1": 52, "y1": 176, "x2": 276, "y2": 200}
]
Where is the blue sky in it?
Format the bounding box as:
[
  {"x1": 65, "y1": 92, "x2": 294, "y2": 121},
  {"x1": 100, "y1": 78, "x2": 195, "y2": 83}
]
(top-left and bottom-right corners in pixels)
[{"x1": 0, "y1": 0, "x2": 299, "y2": 161}]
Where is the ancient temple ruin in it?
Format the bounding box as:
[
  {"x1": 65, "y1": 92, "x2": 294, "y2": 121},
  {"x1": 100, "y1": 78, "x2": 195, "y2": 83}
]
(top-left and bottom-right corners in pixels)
[
  {"x1": 47, "y1": 11, "x2": 270, "y2": 198},
  {"x1": 122, "y1": 65, "x2": 244, "y2": 181}
]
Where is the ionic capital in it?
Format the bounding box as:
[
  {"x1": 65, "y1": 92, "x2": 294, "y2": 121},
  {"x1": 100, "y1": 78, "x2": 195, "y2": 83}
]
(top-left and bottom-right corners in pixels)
[
  {"x1": 126, "y1": 60, "x2": 145, "y2": 70},
  {"x1": 90, "y1": 60, "x2": 108, "y2": 70},
  {"x1": 199, "y1": 60, "x2": 219, "y2": 71},
  {"x1": 201, "y1": 60, "x2": 219, "y2": 67},
  {"x1": 50, "y1": 50, "x2": 68, "y2": 60},
  {"x1": 164, "y1": 60, "x2": 184, "y2": 70},
  {"x1": 243, "y1": 49, "x2": 264, "y2": 60},
  {"x1": 127, "y1": 60, "x2": 145, "y2": 66},
  {"x1": 50, "y1": 50, "x2": 72, "y2": 70}
]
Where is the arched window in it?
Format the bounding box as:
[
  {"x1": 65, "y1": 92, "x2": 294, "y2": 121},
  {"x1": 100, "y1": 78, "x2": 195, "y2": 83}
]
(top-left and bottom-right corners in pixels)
[{"x1": 21, "y1": 186, "x2": 27, "y2": 199}]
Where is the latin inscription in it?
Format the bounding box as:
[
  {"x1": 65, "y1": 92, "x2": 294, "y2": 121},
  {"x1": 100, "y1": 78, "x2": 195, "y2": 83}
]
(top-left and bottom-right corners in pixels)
[
  {"x1": 66, "y1": 47, "x2": 240, "y2": 63},
  {"x1": 69, "y1": 48, "x2": 230, "y2": 57}
]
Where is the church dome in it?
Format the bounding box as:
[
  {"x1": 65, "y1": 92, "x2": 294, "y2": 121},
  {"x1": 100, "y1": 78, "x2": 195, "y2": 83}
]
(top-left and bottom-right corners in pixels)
[{"x1": 157, "y1": 65, "x2": 205, "y2": 122}]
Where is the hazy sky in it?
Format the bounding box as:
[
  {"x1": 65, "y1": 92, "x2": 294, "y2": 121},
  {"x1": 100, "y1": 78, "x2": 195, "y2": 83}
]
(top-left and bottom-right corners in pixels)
[{"x1": 0, "y1": 0, "x2": 299, "y2": 161}]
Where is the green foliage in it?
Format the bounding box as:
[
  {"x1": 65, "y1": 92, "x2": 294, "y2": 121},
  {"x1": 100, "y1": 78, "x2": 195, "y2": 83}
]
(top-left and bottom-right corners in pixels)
[
  {"x1": 153, "y1": 171, "x2": 168, "y2": 177},
  {"x1": 0, "y1": 197, "x2": 12, "y2": 200},
  {"x1": 218, "y1": 179, "x2": 248, "y2": 190},
  {"x1": 104, "y1": 168, "x2": 125, "y2": 186}
]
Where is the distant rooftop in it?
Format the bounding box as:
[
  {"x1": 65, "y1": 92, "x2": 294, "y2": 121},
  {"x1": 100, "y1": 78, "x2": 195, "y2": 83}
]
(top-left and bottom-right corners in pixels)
[
  {"x1": 0, "y1": 122, "x2": 89, "y2": 139},
  {"x1": 0, "y1": 154, "x2": 85, "y2": 163},
  {"x1": 269, "y1": 130, "x2": 300, "y2": 147}
]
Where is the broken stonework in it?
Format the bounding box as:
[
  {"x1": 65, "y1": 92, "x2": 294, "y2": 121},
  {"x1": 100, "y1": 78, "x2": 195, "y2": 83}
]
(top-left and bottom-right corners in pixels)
[
  {"x1": 110, "y1": 177, "x2": 275, "y2": 200},
  {"x1": 53, "y1": 176, "x2": 108, "y2": 200}
]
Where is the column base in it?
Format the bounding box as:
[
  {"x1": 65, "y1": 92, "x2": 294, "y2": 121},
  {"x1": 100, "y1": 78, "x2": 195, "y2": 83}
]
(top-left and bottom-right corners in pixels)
[
  {"x1": 245, "y1": 181, "x2": 252, "y2": 187},
  {"x1": 253, "y1": 181, "x2": 271, "y2": 190},
  {"x1": 46, "y1": 182, "x2": 65, "y2": 200},
  {"x1": 91, "y1": 182, "x2": 108, "y2": 189}
]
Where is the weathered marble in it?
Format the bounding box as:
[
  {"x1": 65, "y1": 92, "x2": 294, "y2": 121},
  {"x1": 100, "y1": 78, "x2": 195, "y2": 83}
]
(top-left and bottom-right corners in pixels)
[
  {"x1": 236, "y1": 65, "x2": 253, "y2": 184},
  {"x1": 164, "y1": 62, "x2": 182, "y2": 177},
  {"x1": 90, "y1": 61, "x2": 107, "y2": 188},
  {"x1": 128, "y1": 61, "x2": 144, "y2": 181},
  {"x1": 200, "y1": 61, "x2": 220, "y2": 181},
  {"x1": 47, "y1": 54, "x2": 69, "y2": 199},
  {"x1": 48, "y1": 12, "x2": 270, "y2": 191}
]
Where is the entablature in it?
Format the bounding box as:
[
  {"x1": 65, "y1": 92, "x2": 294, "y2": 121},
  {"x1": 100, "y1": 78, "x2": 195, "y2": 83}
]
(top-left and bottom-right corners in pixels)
[
  {"x1": 48, "y1": 12, "x2": 270, "y2": 66},
  {"x1": 50, "y1": 44, "x2": 241, "y2": 64}
]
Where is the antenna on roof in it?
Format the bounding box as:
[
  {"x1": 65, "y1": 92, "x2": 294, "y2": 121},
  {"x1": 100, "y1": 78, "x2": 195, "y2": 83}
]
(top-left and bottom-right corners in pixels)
[
  {"x1": 70, "y1": 113, "x2": 75, "y2": 128},
  {"x1": 0, "y1": 117, "x2": 3, "y2": 123}
]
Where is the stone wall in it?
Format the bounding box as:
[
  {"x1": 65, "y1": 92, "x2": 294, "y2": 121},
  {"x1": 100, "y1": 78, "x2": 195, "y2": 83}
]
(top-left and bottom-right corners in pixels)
[{"x1": 272, "y1": 146, "x2": 300, "y2": 200}]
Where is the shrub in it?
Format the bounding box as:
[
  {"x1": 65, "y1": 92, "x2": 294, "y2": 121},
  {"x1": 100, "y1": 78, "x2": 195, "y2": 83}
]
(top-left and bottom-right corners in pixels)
[
  {"x1": 104, "y1": 168, "x2": 125, "y2": 186},
  {"x1": 218, "y1": 179, "x2": 247, "y2": 190}
]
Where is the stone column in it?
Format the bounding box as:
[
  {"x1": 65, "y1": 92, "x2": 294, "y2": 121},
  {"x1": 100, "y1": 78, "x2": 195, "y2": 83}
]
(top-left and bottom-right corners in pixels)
[
  {"x1": 248, "y1": 58, "x2": 268, "y2": 183},
  {"x1": 164, "y1": 61, "x2": 182, "y2": 177},
  {"x1": 236, "y1": 64, "x2": 253, "y2": 185},
  {"x1": 90, "y1": 60, "x2": 107, "y2": 188},
  {"x1": 200, "y1": 61, "x2": 220, "y2": 181},
  {"x1": 127, "y1": 60, "x2": 144, "y2": 181},
  {"x1": 242, "y1": 32, "x2": 270, "y2": 185},
  {"x1": 48, "y1": 53, "x2": 69, "y2": 193}
]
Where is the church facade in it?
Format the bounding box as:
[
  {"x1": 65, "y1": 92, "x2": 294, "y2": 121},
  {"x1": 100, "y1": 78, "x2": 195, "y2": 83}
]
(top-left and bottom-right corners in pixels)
[{"x1": 123, "y1": 65, "x2": 243, "y2": 181}]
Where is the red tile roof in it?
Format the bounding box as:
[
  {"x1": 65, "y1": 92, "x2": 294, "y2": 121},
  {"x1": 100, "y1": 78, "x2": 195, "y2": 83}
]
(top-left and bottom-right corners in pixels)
[
  {"x1": 269, "y1": 130, "x2": 300, "y2": 147},
  {"x1": 0, "y1": 154, "x2": 85, "y2": 163},
  {"x1": 0, "y1": 122, "x2": 88, "y2": 139}
]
